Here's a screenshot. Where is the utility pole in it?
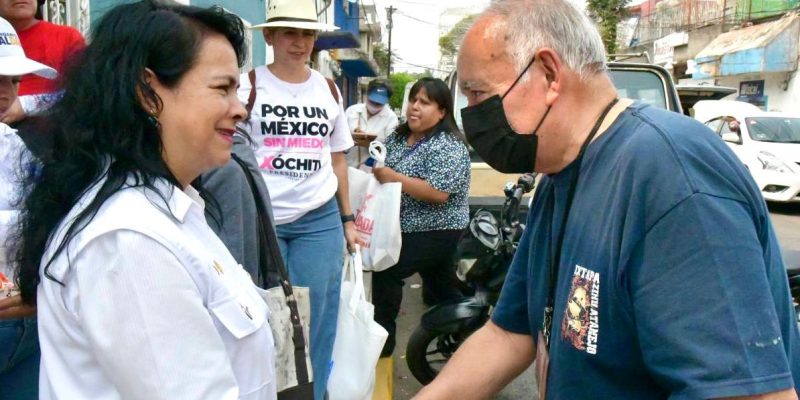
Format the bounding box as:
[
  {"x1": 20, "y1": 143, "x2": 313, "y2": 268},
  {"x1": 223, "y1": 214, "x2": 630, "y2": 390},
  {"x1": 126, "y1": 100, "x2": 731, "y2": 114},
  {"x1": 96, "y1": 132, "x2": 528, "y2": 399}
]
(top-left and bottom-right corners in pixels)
[{"x1": 386, "y1": 5, "x2": 395, "y2": 78}]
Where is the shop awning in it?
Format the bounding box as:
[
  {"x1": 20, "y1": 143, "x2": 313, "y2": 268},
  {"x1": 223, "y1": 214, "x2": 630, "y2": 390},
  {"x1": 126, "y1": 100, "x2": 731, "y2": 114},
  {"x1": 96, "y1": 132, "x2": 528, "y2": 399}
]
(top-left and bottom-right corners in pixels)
[
  {"x1": 340, "y1": 58, "x2": 378, "y2": 77},
  {"x1": 315, "y1": 31, "x2": 360, "y2": 51},
  {"x1": 692, "y1": 14, "x2": 799, "y2": 78}
]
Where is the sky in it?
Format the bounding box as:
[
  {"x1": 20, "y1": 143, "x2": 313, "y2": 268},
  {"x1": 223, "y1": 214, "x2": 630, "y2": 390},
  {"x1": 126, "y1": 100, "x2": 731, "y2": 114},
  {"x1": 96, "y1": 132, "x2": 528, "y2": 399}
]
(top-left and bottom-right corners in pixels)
[
  {"x1": 371, "y1": 0, "x2": 492, "y2": 75},
  {"x1": 370, "y1": 0, "x2": 588, "y2": 75}
]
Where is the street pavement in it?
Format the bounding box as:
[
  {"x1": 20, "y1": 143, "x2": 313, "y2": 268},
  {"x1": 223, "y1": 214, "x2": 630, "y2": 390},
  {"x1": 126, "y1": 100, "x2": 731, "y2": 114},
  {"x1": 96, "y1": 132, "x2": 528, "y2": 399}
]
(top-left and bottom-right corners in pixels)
[{"x1": 390, "y1": 202, "x2": 800, "y2": 400}]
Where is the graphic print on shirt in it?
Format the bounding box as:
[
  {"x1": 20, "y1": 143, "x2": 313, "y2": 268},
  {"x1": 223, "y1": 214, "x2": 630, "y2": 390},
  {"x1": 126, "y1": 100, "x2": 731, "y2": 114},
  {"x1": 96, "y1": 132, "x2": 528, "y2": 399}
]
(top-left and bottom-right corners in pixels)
[
  {"x1": 561, "y1": 264, "x2": 600, "y2": 354},
  {"x1": 257, "y1": 102, "x2": 332, "y2": 181}
]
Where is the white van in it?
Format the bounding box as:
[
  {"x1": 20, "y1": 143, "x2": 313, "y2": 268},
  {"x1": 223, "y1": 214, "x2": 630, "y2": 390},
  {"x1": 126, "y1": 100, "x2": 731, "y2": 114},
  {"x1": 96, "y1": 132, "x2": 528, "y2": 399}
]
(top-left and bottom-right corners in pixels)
[{"x1": 398, "y1": 81, "x2": 414, "y2": 124}]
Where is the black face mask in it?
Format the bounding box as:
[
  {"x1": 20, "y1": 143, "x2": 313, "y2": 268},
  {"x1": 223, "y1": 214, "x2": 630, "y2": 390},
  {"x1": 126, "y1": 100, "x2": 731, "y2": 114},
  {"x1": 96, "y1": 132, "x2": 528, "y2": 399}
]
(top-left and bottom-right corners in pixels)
[{"x1": 461, "y1": 56, "x2": 549, "y2": 173}]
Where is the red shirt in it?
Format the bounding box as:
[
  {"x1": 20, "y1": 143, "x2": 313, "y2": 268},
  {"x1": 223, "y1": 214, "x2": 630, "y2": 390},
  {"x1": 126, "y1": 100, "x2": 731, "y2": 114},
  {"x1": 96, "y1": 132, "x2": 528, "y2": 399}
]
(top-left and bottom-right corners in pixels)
[{"x1": 17, "y1": 20, "x2": 85, "y2": 95}]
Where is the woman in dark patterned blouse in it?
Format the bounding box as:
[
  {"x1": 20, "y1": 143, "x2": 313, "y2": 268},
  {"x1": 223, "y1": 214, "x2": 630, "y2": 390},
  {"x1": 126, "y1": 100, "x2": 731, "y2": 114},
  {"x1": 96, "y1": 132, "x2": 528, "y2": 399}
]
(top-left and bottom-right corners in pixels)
[{"x1": 372, "y1": 77, "x2": 471, "y2": 357}]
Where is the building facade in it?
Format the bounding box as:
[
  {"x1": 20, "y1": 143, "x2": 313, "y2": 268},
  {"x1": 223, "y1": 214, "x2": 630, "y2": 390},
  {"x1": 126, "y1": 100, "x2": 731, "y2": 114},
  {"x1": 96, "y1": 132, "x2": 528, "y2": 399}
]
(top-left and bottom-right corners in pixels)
[
  {"x1": 49, "y1": 0, "x2": 381, "y2": 108},
  {"x1": 621, "y1": 0, "x2": 800, "y2": 112}
]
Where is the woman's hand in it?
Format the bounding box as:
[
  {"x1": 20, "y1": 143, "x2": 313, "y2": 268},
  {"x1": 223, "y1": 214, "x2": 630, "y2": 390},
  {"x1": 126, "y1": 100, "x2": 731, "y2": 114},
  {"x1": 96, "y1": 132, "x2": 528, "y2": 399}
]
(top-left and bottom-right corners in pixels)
[
  {"x1": 343, "y1": 221, "x2": 366, "y2": 253},
  {"x1": 372, "y1": 166, "x2": 398, "y2": 184},
  {"x1": 0, "y1": 295, "x2": 36, "y2": 320}
]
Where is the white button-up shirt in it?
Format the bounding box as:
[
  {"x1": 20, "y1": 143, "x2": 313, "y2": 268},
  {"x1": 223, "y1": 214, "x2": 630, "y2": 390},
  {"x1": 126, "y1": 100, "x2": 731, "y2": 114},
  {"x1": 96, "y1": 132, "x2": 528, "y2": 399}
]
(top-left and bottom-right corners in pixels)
[
  {"x1": 36, "y1": 176, "x2": 277, "y2": 399},
  {"x1": 345, "y1": 103, "x2": 399, "y2": 167}
]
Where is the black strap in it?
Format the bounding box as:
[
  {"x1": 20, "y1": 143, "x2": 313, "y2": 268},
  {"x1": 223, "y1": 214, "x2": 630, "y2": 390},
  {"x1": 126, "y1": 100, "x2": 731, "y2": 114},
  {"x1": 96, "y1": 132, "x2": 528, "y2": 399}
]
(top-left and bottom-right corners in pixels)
[
  {"x1": 231, "y1": 154, "x2": 311, "y2": 385},
  {"x1": 541, "y1": 98, "x2": 619, "y2": 348}
]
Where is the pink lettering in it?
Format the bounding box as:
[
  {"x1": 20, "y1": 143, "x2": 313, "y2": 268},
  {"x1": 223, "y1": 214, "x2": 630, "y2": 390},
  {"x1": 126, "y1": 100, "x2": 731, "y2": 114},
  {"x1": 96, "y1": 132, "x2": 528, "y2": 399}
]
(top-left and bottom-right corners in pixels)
[
  {"x1": 355, "y1": 214, "x2": 374, "y2": 235},
  {"x1": 263, "y1": 137, "x2": 324, "y2": 149},
  {"x1": 260, "y1": 156, "x2": 275, "y2": 170}
]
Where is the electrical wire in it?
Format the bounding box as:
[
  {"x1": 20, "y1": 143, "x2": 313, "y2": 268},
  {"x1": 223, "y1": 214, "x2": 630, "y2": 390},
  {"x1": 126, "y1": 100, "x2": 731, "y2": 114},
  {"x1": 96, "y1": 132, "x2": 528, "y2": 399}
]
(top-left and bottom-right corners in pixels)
[
  {"x1": 395, "y1": 10, "x2": 438, "y2": 25},
  {"x1": 388, "y1": 0, "x2": 443, "y2": 7},
  {"x1": 393, "y1": 58, "x2": 451, "y2": 73}
]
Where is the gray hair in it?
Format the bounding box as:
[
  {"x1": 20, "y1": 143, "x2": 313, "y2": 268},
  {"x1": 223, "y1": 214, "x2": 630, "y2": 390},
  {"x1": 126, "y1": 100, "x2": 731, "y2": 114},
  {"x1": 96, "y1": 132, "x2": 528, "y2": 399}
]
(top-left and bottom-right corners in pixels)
[{"x1": 481, "y1": 0, "x2": 607, "y2": 81}]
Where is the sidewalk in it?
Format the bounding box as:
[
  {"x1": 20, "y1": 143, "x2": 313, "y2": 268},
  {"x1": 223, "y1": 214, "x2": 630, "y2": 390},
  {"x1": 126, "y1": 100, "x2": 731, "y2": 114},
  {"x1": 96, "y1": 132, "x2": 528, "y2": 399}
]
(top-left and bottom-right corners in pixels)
[{"x1": 373, "y1": 274, "x2": 538, "y2": 400}]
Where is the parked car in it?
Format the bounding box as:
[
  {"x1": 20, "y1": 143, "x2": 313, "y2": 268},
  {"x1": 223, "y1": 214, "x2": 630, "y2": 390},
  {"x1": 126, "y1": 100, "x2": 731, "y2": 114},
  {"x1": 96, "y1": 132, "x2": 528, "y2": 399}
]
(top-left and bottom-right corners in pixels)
[
  {"x1": 695, "y1": 100, "x2": 800, "y2": 202},
  {"x1": 676, "y1": 84, "x2": 737, "y2": 117}
]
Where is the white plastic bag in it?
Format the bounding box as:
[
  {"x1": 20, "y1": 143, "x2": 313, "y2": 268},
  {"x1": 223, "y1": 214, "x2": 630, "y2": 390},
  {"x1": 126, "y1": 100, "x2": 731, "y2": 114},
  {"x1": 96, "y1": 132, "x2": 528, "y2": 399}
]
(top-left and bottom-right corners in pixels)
[
  {"x1": 347, "y1": 167, "x2": 402, "y2": 271},
  {"x1": 328, "y1": 248, "x2": 389, "y2": 400}
]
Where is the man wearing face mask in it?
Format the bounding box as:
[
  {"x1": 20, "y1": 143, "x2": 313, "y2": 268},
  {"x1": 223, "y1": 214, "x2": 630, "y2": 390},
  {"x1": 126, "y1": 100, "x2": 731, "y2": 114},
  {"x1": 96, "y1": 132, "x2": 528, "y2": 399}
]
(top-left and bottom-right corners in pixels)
[
  {"x1": 345, "y1": 79, "x2": 399, "y2": 168},
  {"x1": 414, "y1": 0, "x2": 800, "y2": 399}
]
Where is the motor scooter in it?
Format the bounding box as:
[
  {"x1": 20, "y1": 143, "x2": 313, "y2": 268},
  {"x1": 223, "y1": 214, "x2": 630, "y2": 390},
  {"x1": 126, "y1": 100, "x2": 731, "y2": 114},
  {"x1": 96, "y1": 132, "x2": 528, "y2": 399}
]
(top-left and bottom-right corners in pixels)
[{"x1": 405, "y1": 174, "x2": 536, "y2": 385}]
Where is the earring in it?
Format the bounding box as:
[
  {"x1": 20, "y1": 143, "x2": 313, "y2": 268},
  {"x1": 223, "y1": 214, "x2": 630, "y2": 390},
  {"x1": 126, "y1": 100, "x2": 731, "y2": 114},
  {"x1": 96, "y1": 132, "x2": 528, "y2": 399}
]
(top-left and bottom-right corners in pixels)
[
  {"x1": 147, "y1": 113, "x2": 161, "y2": 129},
  {"x1": 146, "y1": 107, "x2": 160, "y2": 129}
]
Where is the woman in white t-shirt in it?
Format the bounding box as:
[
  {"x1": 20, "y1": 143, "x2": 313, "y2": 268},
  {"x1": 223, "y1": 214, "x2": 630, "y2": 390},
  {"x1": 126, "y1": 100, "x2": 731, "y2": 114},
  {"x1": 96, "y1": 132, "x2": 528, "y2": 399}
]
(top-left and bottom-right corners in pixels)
[
  {"x1": 12, "y1": 3, "x2": 277, "y2": 399},
  {"x1": 242, "y1": 1, "x2": 361, "y2": 398}
]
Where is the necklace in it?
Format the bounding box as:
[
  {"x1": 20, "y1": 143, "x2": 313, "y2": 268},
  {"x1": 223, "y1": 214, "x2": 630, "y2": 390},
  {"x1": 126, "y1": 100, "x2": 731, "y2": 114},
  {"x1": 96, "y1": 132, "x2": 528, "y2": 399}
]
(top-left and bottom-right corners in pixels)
[
  {"x1": 279, "y1": 79, "x2": 310, "y2": 99},
  {"x1": 268, "y1": 66, "x2": 311, "y2": 98}
]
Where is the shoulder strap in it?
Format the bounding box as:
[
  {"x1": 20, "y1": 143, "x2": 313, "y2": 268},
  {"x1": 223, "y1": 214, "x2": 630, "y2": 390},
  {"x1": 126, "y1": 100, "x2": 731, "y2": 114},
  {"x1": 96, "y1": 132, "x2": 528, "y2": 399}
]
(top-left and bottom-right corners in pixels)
[
  {"x1": 245, "y1": 69, "x2": 257, "y2": 115},
  {"x1": 231, "y1": 154, "x2": 311, "y2": 385},
  {"x1": 325, "y1": 77, "x2": 340, "y2": 104}
]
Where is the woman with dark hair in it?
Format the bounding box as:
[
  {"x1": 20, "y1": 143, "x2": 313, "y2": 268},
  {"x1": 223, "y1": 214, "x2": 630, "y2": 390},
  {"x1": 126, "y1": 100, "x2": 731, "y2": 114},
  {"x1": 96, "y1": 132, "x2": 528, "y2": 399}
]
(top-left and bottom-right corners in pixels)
[
  {"x1": 11, "y1": 1, "x2": 276, "y2": 398},
  {"x1": 371, "y1": 77, "x2": 471, "y2": 357}
]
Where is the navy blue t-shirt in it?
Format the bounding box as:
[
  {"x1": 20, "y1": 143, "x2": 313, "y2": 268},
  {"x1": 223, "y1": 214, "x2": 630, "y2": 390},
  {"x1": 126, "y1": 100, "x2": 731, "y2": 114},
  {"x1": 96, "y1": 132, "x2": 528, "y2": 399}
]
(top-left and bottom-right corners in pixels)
[{"x1": 492, "y1": 103, "x2": 800, "y2": 399}]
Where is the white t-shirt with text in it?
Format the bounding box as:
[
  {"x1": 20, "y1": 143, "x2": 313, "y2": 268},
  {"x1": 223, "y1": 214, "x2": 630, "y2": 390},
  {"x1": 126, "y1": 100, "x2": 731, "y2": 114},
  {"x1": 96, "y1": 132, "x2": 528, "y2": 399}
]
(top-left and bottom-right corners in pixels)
[{"x1": 239, "y1": 66, "x2": 353, "y2": 224}]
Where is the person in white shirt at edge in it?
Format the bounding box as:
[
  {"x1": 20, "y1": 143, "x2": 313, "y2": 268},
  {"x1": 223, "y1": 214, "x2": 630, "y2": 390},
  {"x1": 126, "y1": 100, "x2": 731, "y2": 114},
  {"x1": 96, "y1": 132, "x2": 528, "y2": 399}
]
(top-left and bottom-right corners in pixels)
[
  {"x1": 241, "y1": 0, "x2": 364, "y2": 398},
  {"x1": 345, "y1": 79, "x2": 399, "y2": 168},
  {"x1": 9, "y1": 1, "x2": 277, "y2": 399},
  {"x1": 0, "y1": 15, "x2": 56, "y2": 400}
]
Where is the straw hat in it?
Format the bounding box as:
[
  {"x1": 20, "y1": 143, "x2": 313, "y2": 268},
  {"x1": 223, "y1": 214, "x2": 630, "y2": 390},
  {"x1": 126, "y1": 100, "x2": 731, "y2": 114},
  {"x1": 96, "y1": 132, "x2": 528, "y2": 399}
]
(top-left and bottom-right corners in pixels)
[{"x1": 252, "y1": 0, "x2": 338, "y2": 31}]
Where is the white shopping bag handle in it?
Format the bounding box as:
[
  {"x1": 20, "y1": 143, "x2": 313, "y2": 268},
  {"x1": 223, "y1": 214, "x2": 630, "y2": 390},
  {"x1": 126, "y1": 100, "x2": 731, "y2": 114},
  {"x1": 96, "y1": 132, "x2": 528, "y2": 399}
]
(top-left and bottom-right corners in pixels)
[
  {"x1": 368, "y1": 141, "x2": 386, "y2": 168},
  {"x1": 346, "y1": 245, "x2": 367, "y2": 309}
]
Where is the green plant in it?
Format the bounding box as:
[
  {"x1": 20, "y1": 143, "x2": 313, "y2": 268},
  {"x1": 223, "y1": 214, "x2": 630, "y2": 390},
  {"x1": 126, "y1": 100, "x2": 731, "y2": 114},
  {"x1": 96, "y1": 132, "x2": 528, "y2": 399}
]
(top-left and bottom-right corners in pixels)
[{"x1": 586, "y1": 0, "x2": 630, "y2": 54}]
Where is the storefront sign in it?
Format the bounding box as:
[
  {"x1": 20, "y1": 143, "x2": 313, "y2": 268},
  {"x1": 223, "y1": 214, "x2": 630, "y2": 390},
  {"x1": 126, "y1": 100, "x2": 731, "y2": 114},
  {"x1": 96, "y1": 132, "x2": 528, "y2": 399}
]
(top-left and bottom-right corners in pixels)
[
  {"x1": 739, "y1": 80, "x2": 765, "y2": 97},
  {"x1": 737, "y1": 80, "x2": 767, "y2": 110},
  {"x1": 653, "y1": 32, "x2": 689, "y2": 65}
]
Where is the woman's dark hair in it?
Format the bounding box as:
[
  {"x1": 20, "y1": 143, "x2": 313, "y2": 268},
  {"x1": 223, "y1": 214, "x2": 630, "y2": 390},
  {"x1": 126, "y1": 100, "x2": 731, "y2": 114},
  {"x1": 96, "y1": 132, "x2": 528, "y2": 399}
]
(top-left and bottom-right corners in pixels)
[
  {"x1": 396, "y1": 77, "x2": 463, "y2": 141},
  {"x1": 12, "y1": 0, "x2": 247, "y2": 304}
]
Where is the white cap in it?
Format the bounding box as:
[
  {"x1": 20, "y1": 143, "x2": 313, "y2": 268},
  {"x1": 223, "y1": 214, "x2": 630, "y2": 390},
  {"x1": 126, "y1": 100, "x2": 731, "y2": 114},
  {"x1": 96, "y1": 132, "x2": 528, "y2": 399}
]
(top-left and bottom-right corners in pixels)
[
  {"x1": 0, "y1": 17, "x2": 57, "y2": 79},
  {"x1": 251, "y1": 0, "x2": 338, "y2": 31}
]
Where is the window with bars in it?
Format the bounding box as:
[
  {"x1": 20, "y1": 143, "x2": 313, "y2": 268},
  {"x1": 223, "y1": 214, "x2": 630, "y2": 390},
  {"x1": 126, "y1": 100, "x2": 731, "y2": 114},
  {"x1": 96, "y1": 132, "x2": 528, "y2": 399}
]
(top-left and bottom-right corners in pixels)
[{"x1": 41, "y1": 0, "x2": 90, "y2": 37}]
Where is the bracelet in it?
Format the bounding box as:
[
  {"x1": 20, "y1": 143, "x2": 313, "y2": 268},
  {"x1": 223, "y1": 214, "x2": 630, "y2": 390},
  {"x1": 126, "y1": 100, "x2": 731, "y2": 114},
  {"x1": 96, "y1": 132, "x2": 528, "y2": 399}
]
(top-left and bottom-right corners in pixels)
[{"x1": 341, "y1": 214, "x2": 355, "y2": 224}]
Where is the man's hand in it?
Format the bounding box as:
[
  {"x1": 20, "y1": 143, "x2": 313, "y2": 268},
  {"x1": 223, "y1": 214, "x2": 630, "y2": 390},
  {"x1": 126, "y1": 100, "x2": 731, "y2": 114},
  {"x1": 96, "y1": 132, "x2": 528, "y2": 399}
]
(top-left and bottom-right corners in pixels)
[
  {"x1": 0, "y1": 295, "x2": 36, "y2": 320},
  {"x1": 0, "y1": 98, "x2": 26, "y2": 124}
]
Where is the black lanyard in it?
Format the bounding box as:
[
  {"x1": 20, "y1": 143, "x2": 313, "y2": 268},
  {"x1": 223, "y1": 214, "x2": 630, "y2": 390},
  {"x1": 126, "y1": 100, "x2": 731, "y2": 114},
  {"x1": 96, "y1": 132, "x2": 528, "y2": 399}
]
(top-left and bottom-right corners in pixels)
[{"x1": 541, "y1": 98, "x2": 619, "y2": 348}]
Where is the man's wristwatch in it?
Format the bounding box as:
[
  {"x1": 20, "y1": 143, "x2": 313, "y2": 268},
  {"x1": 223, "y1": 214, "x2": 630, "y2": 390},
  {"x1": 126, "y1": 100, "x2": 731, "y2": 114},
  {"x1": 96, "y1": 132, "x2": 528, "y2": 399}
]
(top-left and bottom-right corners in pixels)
[{"x1": 341, "y1": 214, "x2": 355, "y2": 224}]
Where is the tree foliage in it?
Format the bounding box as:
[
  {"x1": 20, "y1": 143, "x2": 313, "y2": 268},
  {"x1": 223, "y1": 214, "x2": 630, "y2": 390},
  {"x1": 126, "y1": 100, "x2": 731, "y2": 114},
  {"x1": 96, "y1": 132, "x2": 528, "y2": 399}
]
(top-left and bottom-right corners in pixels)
[
  {"x1": 586, "y1": 0, "x2": 630, "y2": 54},
  {"x1": 388, "y1": 71, "x2": 430, "y2": 110},
  {"x1": 373, "y1": 42, "x2": 390, "y2": 76},
  {"x1": 438, "y1": 14, "x2": 476, "y2": 58}
]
